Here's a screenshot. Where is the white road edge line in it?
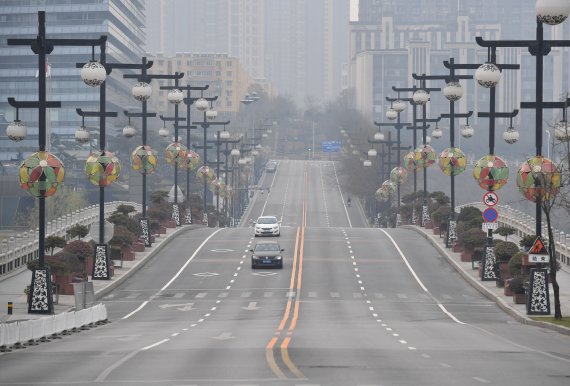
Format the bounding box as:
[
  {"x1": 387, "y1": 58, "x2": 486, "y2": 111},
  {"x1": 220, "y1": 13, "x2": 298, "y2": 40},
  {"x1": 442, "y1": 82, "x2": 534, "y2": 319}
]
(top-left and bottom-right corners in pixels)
[
  {"x1": 379, "y1": 228, "x2": 466, "y2": 325},
  {"x1": 333, "y1": 161, "x2": 352, "y2": 228},
  {"x1": 122, "y1": 228, "x2": 225, "y2": 320},
  {"x1": 141, "y1": 338, "x2": 170, "y2": 351}
]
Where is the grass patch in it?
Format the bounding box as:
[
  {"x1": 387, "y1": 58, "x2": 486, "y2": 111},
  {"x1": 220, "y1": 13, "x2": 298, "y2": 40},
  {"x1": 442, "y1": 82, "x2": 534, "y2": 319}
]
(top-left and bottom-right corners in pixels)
[{"x1": 529, "y1": 317, "x2": 570, "y2": 328}]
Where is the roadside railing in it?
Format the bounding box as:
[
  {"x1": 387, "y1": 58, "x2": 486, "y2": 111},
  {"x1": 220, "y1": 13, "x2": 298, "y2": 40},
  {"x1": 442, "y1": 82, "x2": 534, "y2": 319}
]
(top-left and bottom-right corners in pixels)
[
  {"x1": 456, "y1": 202, "x2": 570, "y2": 268},
  {"x1": 0, "y1": 201, "x2": 142, "y2": 278}
]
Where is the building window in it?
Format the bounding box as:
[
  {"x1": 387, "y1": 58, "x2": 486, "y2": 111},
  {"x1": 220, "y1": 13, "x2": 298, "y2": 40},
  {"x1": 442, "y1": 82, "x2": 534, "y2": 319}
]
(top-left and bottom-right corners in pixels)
[{"x1": 226, "y1": 71, "x2": 232, "y2": 77}]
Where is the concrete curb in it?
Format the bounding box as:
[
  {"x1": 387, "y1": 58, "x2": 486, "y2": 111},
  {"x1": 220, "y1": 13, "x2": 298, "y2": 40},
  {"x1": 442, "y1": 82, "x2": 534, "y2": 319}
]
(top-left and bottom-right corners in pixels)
[{"x1": 403, "y1": 225, "x2": 570, "y2": 336}]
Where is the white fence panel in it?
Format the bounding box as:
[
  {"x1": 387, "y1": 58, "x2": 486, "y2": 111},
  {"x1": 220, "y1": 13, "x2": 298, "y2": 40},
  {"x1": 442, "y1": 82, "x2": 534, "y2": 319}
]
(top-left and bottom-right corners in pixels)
[
  {"x1": 17, "y1": 320, "x2": 32, "y2": 344},
  {"x1": 31, "y1": 319, "x2": 44, "y2": 341}
]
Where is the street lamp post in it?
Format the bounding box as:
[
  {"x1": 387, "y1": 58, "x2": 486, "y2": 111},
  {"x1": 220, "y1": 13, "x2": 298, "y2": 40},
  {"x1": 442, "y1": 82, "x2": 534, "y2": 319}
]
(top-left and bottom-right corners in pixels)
[
  {"x1": 123, "y1": 61, "x2": 183, "y2": 244},
  {"x1": 368, "y1": 131, "x2": 398, "y2": 227},
  {"x1": 192, "y1": 97, "x2": 230, "y2": 225},
  {"x1": 181, "y1": 84, "x2": 209, "y2": 224},
  {"x1": 442, "y1": 53, "x2": 519, "y2": 281},
  {"x1": 7, "y1": 11, "x2": 105, "y2": 313}
]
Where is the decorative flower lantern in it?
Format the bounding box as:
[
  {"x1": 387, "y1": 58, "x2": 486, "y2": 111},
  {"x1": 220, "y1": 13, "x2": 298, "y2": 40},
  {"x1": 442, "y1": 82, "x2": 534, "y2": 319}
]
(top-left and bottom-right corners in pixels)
[
  {"x1": 195, "y1": 97, "x2": 209, "y2": 111},
  {"x1": 382, "y1": 180, "x2": 397, "y2": 192},
  {"x1": 431, "y1": 126, "x2": 443, "y2": 139},
  {"x1": 368, "y1": 149, "x2": 377, "y2": 157},
  {"x1": 475, "y1": 62, "x2": 501, "y2": 88},
  {"x1": 363, "y1": 159, "x2": 372, "y2": 167},
  {"x1": 414, "y1": 145, "x2": 436, "y2": 168},
  {"x1": 404, "y1": 151, "x2": 416, "y2": 171},
  {"x1": 443, "y1": 81, "x2": 463, "y2": 101},
  {"x1": 7, "y1": 119, "x2": 27, "y2": 141},
  {"x1": 165, "y1": 142, "x2": 188, "y2": 167},
  {"x1": 390, "y1": 166, "x2": 408, "y2": 184},
  {"x1": 131, "y1": 145, "x2": 158, "y2": 174},
  {"x1": 425, "y1": 136, "x2": 432, "y2": 145},
  {"x1": 516, "y1": 156, "x2": 561, "y2": 202},
  {"x1": 196, "y1": 165, "x2": 215, "y2": 184},
  {"x1": 209, "y1": 179, "x2": 226, "y2": 195},
  {"x1": 461, "y1": 124, "x2": 474, "y2": 138},
  {"x1": 132, "y1": 82, "x2": 152, "y2": 101},
  {"x1": 123, "y1": 124, "x2": 136, "y2": 138},
  {"x1": 80, "y1": 61, "x2": 106, "y2": 87},
  {"x1": 536, "y1": 0, "x2": 570, "y2": 25},
  {"x1": 184, "y1": 150, "x2": 200, "y2": 171},
  {"x1": 167, "y1": 89, "x2": 184, "y2": 104},
  {"x1": 375, "y1": 186, "x2": 390, "y2": 202},
  {"x1": 85, "y1": 151, "x2": 121, "y2": 187},
  {"x1": 439, "y1": 147, "x2": 466, "y2": 176},
  {"x1": 374, "y1": 132, "x2": 385, "y2": 141},
  {"x1": 555, "y1": 120, "x2": 570, "y2": 140},
  {"x1": 75, "y1": 125, "x2": 90, "y2": 144},
  {"x1": 392, "y1": 100, "x2": 407, "y2": 112},
  {"x1": 386, "y1": 108, "x2": 398, "y2": 120},
  {"x1": 473, "y1": 154, "x2": 509, "y2": 191},
  {"x1": 219, "y1": 130, "x2": 231, "y2": 139},
  {"x1": 503, "y1": 126, "x2": 519, "y2": 144},
  {"x1": 19, "y1": 151, "x2": 65, "y2": 198},
  {"x1": 231, "y1": 148, "x2": 241, "y2": 156},
  {"x1": 412, "y1": 89, "x2": 429, "y2": 105},
  {"x1": 206, "y1": 109, "x2": 218, "y2": 120}
]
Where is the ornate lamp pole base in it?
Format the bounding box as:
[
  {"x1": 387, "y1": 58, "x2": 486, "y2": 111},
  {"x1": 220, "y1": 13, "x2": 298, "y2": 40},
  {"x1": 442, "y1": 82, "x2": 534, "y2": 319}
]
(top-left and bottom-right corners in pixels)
[
  {"x1": 185, "y1": 208, "x2": 192, "y2": 224},
  {"x1": 172, "y1": 203, "x2": 180, "y2": 226},
  {"x1": 421, "y1": 205, "x2": 430, "y2": 227},
  {"x1": 481, "y1": 246, "x2": 497, "y2": 281},
  {"x1": 93, "y1": 244, "x2": 110, "y2": 279},
  {"x1": 527, "y1": 268, "x2": 550, "y2": 315},
  {"x1": 28, "y1": 267, "x2": 53, "y2": 314},
  {"x1": 139, "y1": 218, "x2": 151, "y2": 247}
]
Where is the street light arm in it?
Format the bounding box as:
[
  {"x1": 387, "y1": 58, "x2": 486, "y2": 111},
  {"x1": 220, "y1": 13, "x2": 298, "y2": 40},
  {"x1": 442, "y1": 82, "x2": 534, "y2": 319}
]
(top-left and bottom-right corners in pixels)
[
  {"x1": 8, "y1": 97, "x2": 60, "y2": 109},
  {"x1": 76, "y1": 108, "x2": 117, "y2": 118}
]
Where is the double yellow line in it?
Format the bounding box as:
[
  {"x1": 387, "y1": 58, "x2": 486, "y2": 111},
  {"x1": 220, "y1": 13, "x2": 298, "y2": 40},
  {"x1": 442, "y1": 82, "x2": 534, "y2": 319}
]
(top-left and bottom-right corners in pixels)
[{"x1": 265, "y1": 166, "x2": 308, "y2": 379}]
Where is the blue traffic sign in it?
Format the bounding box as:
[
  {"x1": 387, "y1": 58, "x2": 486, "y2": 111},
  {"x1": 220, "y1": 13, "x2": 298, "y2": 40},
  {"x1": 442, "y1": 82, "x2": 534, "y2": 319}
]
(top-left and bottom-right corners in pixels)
[
  {"x1": 322, "y1": 140, "x2": 341, "y2": 153},
  {"x1": 483, "y1": 208, "x2": 498, "y2": 223}
]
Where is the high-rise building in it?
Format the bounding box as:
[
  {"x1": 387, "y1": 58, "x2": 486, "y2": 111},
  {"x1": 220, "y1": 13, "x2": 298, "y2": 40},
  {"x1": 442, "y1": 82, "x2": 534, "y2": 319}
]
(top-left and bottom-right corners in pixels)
[{"x1": 0, "y1": 0, "x2": 146, "y2": 160}]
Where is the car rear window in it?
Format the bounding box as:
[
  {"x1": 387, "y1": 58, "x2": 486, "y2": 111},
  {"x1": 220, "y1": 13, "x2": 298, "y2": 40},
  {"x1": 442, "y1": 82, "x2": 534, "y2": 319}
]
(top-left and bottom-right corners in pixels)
[{"x1": 255, "y1": 243, "x2": 280, "y2": 252}]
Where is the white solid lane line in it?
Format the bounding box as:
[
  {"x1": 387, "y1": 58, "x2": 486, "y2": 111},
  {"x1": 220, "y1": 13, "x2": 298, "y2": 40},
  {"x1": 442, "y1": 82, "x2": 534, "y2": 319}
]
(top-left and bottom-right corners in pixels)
[
  {"x1": 122, "y1": 228, "x2": 225, "y2": 320},
  {"x1": 379, "y1": 228, "x2": 466, "y2": 325}
]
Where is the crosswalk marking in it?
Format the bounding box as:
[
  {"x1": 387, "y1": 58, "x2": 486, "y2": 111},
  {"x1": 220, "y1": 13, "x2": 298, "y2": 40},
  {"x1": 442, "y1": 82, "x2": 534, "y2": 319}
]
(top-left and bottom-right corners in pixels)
[
  {"x1": 240, "y1": 292, "x2": 252, "y2": 298},
  {"x1": 195, "y1": 293, "x2": 207, "y2": 298},
  {"x1": 218, "y1": 292, "x2": 229, "y2": 298},
  {"x1": 397, "y1": 294, "x2": 408, "y2": 299},
  {"x1": 353, "y1": 292, "x2": 363, "y2": 298},
  {"x1": 308, "y1": 291, "x2": 317, "y2": 298},
  {"x1": 125, "y1": 293, "x2": 140, "y2": 299},
  {"x1": 173, "y1": 293, "x2": 184, "y2": 299},
  {"x1": 331, "y1": 292, "x2": 340, "y2": 298},
  {"x1": 263, "y1": 292, "x2": 273, "y2": 298},
  {"x1": 442, "y1": 294, "x2": 453, "y2": 300},
  {"x1": 374, "y1": 293, "x2": 385, "y2": 299}
]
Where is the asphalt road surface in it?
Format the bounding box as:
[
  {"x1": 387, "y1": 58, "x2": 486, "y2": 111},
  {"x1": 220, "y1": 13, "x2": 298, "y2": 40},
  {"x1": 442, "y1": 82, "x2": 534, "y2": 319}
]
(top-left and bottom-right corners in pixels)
[{"x1": 1, "y1": 160, "x2": 569, "y2": 386}]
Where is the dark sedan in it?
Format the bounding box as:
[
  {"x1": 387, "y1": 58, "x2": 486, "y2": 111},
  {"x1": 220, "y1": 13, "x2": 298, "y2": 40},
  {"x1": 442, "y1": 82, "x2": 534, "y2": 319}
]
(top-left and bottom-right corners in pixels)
[{"x1": 250, "y1": 240, "x2": 284, "y2": 268}]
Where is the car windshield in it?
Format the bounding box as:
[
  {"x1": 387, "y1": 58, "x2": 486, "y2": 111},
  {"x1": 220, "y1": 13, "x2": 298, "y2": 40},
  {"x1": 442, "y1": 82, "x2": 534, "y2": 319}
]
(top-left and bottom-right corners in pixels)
[
  {"x1": 254, "y1": 243, "x2": 280, "y2": 252},
  {"x1": 258, "y1": 217, "x2": 277, "y2": 224}
]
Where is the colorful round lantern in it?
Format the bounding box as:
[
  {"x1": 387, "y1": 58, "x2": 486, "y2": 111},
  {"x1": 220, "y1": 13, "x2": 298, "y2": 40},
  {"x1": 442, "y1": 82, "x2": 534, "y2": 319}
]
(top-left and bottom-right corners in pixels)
[
  {"x1": 375, "y1": 186, "x2": 390, "y2": 202},
  {"x1": 516, "y1": 156, "x2": 561, "y2": 202},
  {"x1": 390, "y1": 166, "x2": 408, "y2": 184},
  {"x1": 165, "y1": 142, "x2": 188, "y2": 167},
  {"x1": 184, "y1": 150, "x2": 200, "y2": 171},
  {"x1": 439, "y1": 147, "x2": 466, "y2": 176},
  {"x1": 404, "y1": 151, "x2": 416, "y2": 171},
  {"x1": 382, "y1": 180, "x2": 396, "y2": 192},
  {"x1": 85, "y1": 151, "x2": 121, "y2": 187},
  {"x1": 196, "y1": 165, "x2": 215, "y2": 184},
  {"x1": 131, "y1": 145, "x2": 158, "y2": 174},
  {"x1": 413, "y1": 145, "x2": 436, "y2": 168},
  {"x1": 209, "y1": 179, "x2": 226, "y2": 195},
  {"x1": 19, "y1": 151, "x2": 65, "y2": 198},
  {"x1": 473, "y1": 154, "x2": 509, "y2": 191}
]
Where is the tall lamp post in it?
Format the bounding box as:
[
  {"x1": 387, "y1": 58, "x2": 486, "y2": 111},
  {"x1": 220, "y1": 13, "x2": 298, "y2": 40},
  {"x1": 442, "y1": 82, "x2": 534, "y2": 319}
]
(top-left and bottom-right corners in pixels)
[
  {"x1": 180, "y1": 84, "x2": 209, "y2": 224},
  {"x1": 375, "y1": 97, "x2": 411, "y2": 226},
  {"x1": 7, "y1": 11, "x2": 105, "y2": 313},
  {"x1": 123, "y1": 61, "x2": 183, "y2": 245}
]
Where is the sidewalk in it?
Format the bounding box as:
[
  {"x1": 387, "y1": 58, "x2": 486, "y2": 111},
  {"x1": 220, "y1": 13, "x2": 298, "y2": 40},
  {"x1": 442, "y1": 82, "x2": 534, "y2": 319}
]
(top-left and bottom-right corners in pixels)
[
  {"x1": 406, "y1": 225, "x2": 570, "y2": 335},
  {"x1": 0, "y1": 225, "x2": 199, "y2": 323}
]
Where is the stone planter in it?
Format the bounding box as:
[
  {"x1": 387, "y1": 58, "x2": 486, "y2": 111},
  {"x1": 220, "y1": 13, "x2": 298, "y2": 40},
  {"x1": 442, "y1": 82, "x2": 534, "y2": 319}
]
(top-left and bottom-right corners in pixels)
[
  {"x1": 513, "y1": 293, "x2": 526, "y2": 304},
  {"x1": 159, "y1": 226, "x2": 167, "y2": 234},
  {"x1": 425, "y1": 222, "x2": 433, "y2": 229},
  {"x1": 121, "y1": 246, "x2": 135, "y2": 261},
  {"x1": 452, "y1": 244, "x2": 464, "y2": 253},
  {"x1": 432, "y1": 227, "x2": 439, "y2": 235},
  {"x1": 460, "y1": 251, "x2": 473, "y2": 262},
  {"x1": 132, "y1": 241, "x2": 145, "y2": 252},
  {"x1": 53, "y1": 273, "x2": 77, "y2": 295},
  {"x1": 163, "y1": 220, "x2": 176, "y2": 228}
]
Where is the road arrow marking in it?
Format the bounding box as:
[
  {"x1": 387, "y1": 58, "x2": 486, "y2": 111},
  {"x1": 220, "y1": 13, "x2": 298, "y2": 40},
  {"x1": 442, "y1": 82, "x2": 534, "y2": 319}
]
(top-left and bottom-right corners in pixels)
[
  {"x1": 212, "y1": 332, "x2": 235, "y2": 340},
  {"x1": 194, "y1": 272, "x2": 220, "y2": 277},
  {"x1": 242, "y1": 302, "x2": 260, "y2": 310},
  {"x1": 211, "y1": 248, "x2": 234, "y2": 252},
  {"x1": 252, "y1": 272, "x2": 278, "y2": 277},
  {"x1": 159, "y1": 302, "x2": 195, "y2": 311}
]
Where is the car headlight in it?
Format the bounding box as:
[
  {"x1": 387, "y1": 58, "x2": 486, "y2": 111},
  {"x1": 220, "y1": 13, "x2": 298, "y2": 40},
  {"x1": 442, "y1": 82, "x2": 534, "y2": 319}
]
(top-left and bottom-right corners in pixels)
[{"x1": 276, "y1": 256, "x2": 282, "y2": 260}]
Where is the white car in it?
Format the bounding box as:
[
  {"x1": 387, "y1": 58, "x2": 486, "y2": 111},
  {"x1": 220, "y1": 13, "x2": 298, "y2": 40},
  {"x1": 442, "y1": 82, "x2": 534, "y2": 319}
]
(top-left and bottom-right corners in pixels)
[{"x1": 254, "y1": 215, "x2": 281, "y2": 237}]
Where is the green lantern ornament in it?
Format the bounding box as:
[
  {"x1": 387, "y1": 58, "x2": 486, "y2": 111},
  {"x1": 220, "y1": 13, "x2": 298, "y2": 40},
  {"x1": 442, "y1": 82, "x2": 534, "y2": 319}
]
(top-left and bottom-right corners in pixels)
[
  {"x1": 414, "y1": 145, "x2": 436, "y2": 168},
  {"x1": 19, "y1": 151, "x2": 65, "y2": 198},
  {"x1": 473, "y1": 154, "x2": 509, "y2": 191},
  {"x1": 390, "y1": 166, "x2": 408, "y2": 184},
  {"x1": 375, "y1": 187, "x2": 389, "y2": 202},
  {"x1": 516, "y1": 156, "x2": 561, "y2": 202},
  {"x1": 439, "y1": 147, "x2": 466, "y2": 176},
  {"x1": 165, "y1": 142, "x2": 188, "y2": 167},
  {"x1": 184, "y1": 150, "x2": 200, "y2": 171},
  {"x1": 131, "y1": 145, "x2": 158, "y2": 174},
  {"x1": 85, "y1": 151, "x2": 121, "y2": 187},
  {"x1": 196, "y1": 165, "x2": 215, "y2": 184},
  {"x1": 404, "y1": 151, "x2": 416, "y2": 171}
]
